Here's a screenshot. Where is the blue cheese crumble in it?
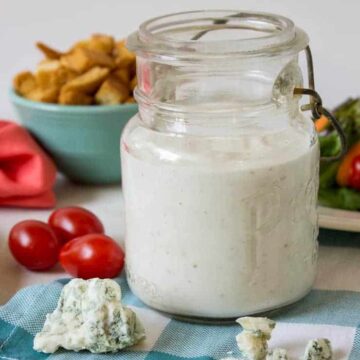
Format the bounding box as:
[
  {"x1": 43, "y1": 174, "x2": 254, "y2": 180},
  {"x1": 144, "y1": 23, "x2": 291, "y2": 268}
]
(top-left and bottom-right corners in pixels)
[
  {"x1": 34, "y1": 278, "x2": 145, "y2": 353},
  {"x1": 303, "y1": 338, "x2": 332, "y2": 360},
  {"x1": 236, "y1": 331, "x2": 268, "y2": 360},
  {"x1": 227, "y1": 317, "x2": 333, "y2": 360},
  {"x1": 236, "y1": 317, "x2": 276, "y2": 360},
  {"x1": 266, "y1": 348, "x2": 288, "y2": 360},
  {"x1": 237, "y1": 317, "x2": 276, "y2": 340}
]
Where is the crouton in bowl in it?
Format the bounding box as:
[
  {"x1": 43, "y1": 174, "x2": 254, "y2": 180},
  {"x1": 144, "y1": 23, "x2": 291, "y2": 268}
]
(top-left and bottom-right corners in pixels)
[{"x1": 10, "y1": 34, "x2": 138, "y2": 184}]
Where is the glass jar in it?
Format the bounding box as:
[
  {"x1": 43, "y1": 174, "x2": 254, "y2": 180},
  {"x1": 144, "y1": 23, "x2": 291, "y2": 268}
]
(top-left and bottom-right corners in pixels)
[{"x1": 121, "y1": 10, "x2": 319, "y2": 320}]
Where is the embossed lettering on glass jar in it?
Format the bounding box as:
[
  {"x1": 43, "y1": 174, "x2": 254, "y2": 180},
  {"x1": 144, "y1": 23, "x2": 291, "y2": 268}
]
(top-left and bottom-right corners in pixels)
[{"x1": 121, "y1": 10, "x2": 319, "y2": 320}]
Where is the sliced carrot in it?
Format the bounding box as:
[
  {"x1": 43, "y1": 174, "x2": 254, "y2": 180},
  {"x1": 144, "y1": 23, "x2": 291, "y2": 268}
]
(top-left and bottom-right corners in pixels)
[
  {"x1": 315, "y1": 115, "x2": 330, "y2": 132},
  {"x1": 337, "y1": 141, "x2": 360, "y2": 187}
]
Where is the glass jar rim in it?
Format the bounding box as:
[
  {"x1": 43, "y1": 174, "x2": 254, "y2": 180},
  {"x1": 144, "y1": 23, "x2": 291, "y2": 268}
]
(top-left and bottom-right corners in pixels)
[{"x1": 127, "y1": 10, "x2": 309, "y2": 60}]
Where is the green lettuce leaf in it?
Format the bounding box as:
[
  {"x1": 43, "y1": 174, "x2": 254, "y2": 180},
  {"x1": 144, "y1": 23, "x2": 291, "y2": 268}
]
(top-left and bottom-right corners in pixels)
[
  {"x1": 318, "y1": 187, "x2": 360, "y2": 211},
  {"x1": 317, "y1": 97, "x2": 360, "y2": 210}
]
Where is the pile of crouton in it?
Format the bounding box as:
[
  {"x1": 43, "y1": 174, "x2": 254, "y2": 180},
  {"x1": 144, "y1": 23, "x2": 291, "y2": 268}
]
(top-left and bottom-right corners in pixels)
[{"x1": 13, "y1": 34, "x2": 136, "y2": 105}]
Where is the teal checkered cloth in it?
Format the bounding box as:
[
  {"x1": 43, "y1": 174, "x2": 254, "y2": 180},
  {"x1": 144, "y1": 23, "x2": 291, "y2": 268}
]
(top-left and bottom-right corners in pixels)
[{"x1": 1, "y1": 230, "x2": 360, "y2": 359}]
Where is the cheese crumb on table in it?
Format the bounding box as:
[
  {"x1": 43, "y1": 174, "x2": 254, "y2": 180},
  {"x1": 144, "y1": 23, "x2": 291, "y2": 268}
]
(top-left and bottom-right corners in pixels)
[
  {"x1": 303, "y1": 338, "x2": 333, "y2": 360},
  {"x1": 33, "y1": 278, "x2": 145, "y2": 353},
  {"x1": 236, "y1": 331, "x2": 268, "y2": 360},
  {"x1": 236, "y1": 317, "x2": 276, "y2": 360},
  {"x1": 266, "y1": 348, "x2": 288, "y2": 360},
  {"x1": 236, "y1": 317, "x2": 276, "y2": 340},
  {"x1": 228, "y1": 317, "x2": 333, "y2": 360}
]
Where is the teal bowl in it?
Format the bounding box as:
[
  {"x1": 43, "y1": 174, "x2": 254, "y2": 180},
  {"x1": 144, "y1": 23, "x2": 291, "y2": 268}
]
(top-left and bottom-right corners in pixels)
[{"x1": 9, "y1": 89, "x2": 138, "y2": 184}]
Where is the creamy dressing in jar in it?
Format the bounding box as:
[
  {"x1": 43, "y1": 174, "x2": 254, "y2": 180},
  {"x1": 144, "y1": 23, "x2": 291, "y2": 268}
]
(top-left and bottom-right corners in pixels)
[
  {"x1": 122, "y1": 10, "x2": 320, "y2": 319},
  {"x1": 122, "y1": 113, "x2": 319, "y2": 318}
]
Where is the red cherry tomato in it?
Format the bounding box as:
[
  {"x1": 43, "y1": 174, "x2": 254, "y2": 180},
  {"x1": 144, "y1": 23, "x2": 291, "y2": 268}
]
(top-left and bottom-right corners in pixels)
[
  {"x1": 8, "y1": 220, "x2": 60, "y2": 270},
  {"x1": 48, "y1": 207, "x2": 104, "y2": 244},
  {"x1": 60, "y1": 234, "x2": 124, "y2": 279},
  {"x1": 348, "y1": 155, "x2": 360, "y2": 191}
]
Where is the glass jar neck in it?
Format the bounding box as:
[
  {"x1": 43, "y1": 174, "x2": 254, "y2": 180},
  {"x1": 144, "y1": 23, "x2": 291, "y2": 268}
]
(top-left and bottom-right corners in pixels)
[
  {"x1": 137, "y1": 97, "x2": 301, "y2": 137},
  {"x1": 127, "y1": 10, "x2": 308, "y2": 61},
  {"x1": 127, "y1": 10, "x2": 309, "y2": 131}
]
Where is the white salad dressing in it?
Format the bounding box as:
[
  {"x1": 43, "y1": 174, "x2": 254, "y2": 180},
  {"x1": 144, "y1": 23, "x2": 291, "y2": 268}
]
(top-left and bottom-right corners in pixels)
[
  {"x1": 122, "y1": 113, "x2": 319, "y2": 318},
  {"x1": 123, "y1": 10, "x2": 320, "y2": 319}
]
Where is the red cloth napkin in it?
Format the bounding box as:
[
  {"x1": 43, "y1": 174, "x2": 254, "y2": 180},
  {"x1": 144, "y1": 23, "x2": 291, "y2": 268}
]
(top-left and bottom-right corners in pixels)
[{"x1": 0, "y1": 120, "x2": 57, "y2": 208}]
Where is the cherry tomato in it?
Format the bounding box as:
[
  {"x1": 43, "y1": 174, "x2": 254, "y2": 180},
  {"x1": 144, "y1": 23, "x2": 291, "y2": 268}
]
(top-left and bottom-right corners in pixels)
[
  {"x1": 337, "y1": 141, "x2": 360, "y2": 187},
  {"x1": 348, "y1": 155, "x2": 360, "y2": 191},
  {"x1": 8, "y1": 220, "x2": 60, "y2": 270},
  {"x1": 59, "y1": 234, "x2": 124, "y2": 279},
  {"x1": 48, "y1": 207, "x2": 104, "y2": 244}
]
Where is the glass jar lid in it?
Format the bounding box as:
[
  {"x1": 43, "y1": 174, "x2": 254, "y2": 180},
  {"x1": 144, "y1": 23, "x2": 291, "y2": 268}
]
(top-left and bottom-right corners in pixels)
[{"x1": 127, "y1": 10, "x2": 309, "y2": 60}]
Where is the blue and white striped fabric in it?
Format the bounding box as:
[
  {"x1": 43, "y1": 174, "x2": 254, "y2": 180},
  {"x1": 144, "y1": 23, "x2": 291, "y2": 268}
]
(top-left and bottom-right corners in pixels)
[{"x1": 1, "y1": 230, "x2": 360, "y2": 360}]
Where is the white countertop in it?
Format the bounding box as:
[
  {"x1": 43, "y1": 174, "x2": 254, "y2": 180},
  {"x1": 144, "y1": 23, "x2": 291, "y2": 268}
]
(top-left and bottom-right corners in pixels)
[
  {"x1": 0, "y1": 177, "x2": 125, "y2": 304},
  {"x1": 1, "y1": 177, "x2": 360, "y2": 305}
]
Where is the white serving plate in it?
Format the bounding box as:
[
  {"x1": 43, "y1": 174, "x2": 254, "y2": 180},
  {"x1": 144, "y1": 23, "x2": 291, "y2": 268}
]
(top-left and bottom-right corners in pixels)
[{"x1": 318, "y1": 206, "x2": 360, "y2": 232}]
